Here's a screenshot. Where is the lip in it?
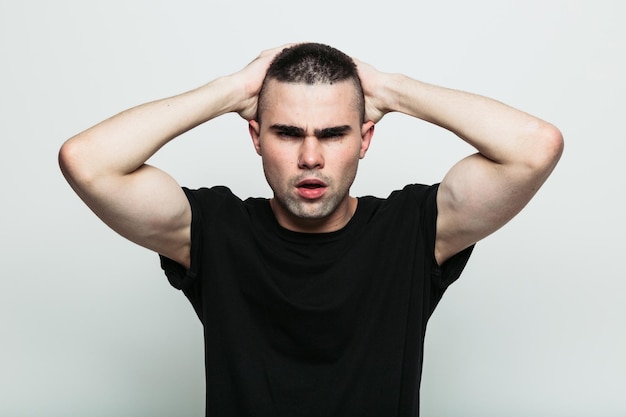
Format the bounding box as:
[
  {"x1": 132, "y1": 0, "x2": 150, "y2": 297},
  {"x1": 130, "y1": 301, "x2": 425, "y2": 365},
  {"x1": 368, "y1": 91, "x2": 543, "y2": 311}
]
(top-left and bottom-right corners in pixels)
[
  {"x1": 295, "y1": 178, "x2": 328, "y2": 200},
  {"x1": 295, "y1": 178, "x2": 328, "y2": 188}
]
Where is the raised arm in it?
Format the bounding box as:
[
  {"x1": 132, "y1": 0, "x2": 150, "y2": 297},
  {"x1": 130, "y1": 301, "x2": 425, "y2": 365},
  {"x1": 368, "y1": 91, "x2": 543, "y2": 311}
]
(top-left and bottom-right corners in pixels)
[
  {"x1": 356, "y1": 60, "x2": 564, "y2": 265},
  {"x1": 59, "y1": 46, "x2": 285, "y2": 268}
]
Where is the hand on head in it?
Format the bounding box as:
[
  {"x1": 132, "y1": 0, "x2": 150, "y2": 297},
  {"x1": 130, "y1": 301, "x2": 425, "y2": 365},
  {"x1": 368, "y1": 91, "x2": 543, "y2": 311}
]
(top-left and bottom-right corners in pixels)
[
  {"x1": 234, "y1": 44, "x2": 391, "y2": 126},
  {"x1": 353, "y1": 58, "x2": 391, "y2": 125},
  {"x1": 234, "y1": 44, "x2": 295, "y2": 121}
]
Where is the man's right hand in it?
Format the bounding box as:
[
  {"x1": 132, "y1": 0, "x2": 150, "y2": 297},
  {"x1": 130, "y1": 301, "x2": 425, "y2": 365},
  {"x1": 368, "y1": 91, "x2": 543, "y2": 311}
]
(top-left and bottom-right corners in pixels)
[
  {"x1": 233, "y1": 44, "x2": 294, "y2": 121},
  {"x1": 58, "y1": 44, "x2": 291, "y2": 268}
]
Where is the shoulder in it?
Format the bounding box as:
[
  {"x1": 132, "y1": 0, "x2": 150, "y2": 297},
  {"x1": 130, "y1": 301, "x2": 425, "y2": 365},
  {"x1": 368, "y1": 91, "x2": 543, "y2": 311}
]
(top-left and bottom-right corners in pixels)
[
  {"x1": 184, "y1": 186, "x2": 273, "y2": 230},
  {"x1": 184, "y1": 185, "x2": 238, "y2": 201},
  {"x1": 363, "y1": 183, "x2": 438, "y2": 213},
  {"x1": 184, "y1": 185, "x2": 250, "y2": 213},
  {"x1": 355, "y1": 184, "x2": 439, "y2": 232},
  {"x1": 390, "y1": 183, "x2": 438, "y2": 202},
  {"x1": 186, "y1": 186, "x2": 270, "y2": 206}
]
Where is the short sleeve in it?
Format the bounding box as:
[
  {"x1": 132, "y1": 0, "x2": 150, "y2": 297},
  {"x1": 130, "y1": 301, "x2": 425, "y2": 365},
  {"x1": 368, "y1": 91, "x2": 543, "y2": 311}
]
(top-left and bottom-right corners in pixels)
[
  {"x1": 422, "y1": 183, "x2": 475, "y2": 290},
  {"x1": 159, "y1": 187, "x2": 203, "y2": 291}
]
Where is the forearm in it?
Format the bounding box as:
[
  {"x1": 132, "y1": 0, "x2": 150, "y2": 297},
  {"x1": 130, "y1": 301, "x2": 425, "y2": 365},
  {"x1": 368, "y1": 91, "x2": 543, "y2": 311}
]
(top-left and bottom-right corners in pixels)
[
  {"x1": 60, "y1": 75, "x2": 244, "y2": 183},
  {"x1": 357, "y1": 59, "x2": 563, "y2": 264},
  {"x1": 381, "y1": 74, "x2": 558, "y2": 166}
]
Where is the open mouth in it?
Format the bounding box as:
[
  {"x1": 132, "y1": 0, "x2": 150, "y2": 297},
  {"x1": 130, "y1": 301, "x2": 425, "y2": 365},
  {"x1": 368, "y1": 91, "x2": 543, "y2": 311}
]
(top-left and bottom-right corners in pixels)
[
  {"x1": 296, "y1": 179, "x2": 328, "y2": 199},
  {"x1": 299, "y1": 183, "x2": 323, "y2": 189},
  {"x1": 296, "y1": 178, "x2": 327, "y2": 188}
]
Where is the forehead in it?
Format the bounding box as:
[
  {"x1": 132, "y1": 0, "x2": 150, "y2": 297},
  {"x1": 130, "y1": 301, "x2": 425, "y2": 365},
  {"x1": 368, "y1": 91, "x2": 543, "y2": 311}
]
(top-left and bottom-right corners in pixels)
[{"x1": 260, "y1": 79, "x2": 361, "y2": 126}]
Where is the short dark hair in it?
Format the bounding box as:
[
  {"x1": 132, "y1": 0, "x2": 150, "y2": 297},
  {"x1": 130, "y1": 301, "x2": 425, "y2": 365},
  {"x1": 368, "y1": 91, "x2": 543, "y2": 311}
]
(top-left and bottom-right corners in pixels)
[{"x1": 257, "y1": 43, "x2": 365, "y2": 123}]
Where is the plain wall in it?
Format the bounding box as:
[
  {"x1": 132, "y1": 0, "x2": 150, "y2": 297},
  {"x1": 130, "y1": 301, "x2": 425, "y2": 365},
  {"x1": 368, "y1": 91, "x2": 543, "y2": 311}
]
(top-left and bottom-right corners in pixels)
[{"x1": 1, "y1": 0, "x2": 624, "y2": 415}]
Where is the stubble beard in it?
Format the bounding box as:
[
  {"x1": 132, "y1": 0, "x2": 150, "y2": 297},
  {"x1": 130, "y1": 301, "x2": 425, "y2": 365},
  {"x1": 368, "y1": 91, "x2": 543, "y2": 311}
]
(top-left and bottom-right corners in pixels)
[
  {"x1": 273, "y1": 173, "x2": 351, "y2": 222},
  {"x1": 279, "y1": 190, "x2": 342, "y2": 220}
]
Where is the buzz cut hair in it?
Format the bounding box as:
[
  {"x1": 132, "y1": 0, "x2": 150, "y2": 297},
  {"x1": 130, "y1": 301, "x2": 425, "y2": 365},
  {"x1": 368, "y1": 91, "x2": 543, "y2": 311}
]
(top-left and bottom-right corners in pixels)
[{"x1": 257, "y1": 43, "x2": 365, "y2": 124}]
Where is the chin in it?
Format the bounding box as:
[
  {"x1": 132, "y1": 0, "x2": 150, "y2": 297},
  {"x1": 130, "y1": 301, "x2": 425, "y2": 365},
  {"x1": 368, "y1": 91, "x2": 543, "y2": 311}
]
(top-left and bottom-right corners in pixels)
[{"x1": 283, "y1": 198, "x2": 337, "y2": 220}]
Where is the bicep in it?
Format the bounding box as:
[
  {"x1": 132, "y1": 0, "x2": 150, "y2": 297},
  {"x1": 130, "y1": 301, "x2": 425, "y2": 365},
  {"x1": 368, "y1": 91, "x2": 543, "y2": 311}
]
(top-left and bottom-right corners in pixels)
[
  {"x1": 435, "y1": 153, "x2": 544, "y2": 265},
  {"x1": 69, "y1": 164, "x2": 192, "y2": 267}
]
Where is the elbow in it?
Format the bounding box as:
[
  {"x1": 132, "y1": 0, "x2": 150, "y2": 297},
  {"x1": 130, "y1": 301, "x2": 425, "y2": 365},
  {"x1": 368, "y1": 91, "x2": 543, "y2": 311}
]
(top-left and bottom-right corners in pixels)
[
  {"x1": 527, "y1": 122, "x2": 564, "y2": 175},
  {"x1": 58, "y1": 136, "x2": 96, "y2": 189},
  {"x1": 544, "y1": 123, "x2": 564, "y2": 163},
  {"x1": 58, "y1": 139, "x2": 73, "y2": 176}
]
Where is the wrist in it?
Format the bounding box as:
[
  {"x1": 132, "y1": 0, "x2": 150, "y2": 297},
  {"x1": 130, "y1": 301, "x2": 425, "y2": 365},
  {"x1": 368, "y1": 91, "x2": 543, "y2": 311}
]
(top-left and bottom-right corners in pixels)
[
  {"x1": 379, "y1": 73, "x2": 410, "y2": 114},
  {"x1": 220, "y1": 72, "x2": 260, "y2": 120},
  {"x1": 192, "y1": 75, "x2": 249, "y2": 118}
]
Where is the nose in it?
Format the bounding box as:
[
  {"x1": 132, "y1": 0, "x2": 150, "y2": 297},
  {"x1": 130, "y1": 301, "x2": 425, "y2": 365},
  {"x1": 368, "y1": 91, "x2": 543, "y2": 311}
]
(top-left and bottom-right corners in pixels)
[{"x1": 298, "y1": 136, "x2": 324, "y2": 169}]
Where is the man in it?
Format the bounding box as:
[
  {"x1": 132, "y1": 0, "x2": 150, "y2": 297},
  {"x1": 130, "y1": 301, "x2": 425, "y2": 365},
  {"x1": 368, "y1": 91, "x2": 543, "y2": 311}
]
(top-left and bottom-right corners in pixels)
[{"x1": 59, "y1": 43, "x2": 563, "y2": 416}]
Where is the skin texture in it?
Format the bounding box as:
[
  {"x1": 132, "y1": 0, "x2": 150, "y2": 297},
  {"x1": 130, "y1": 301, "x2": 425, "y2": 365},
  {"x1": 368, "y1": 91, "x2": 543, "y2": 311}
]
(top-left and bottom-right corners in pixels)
[
  {"x1": 249, "y1": 80, "x2": 374, "y2": 233},
  {"x1": 58, "y1": 46, "x2": 288, "y2": 269},
  {"x1": 58, "y1": 43, "x2": 563, "y2": 271}
]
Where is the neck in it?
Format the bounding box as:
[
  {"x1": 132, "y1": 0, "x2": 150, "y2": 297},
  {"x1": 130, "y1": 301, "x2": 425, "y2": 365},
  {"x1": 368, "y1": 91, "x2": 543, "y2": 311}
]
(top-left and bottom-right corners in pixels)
[{"x1": 270, "y1": 196, "x2": 357, "y2": 233}]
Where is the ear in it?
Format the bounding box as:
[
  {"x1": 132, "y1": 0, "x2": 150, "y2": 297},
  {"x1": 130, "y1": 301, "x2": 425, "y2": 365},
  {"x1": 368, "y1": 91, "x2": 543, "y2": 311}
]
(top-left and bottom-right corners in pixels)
[
  {"x1": 359, "y1": 121, "x2": 375, "y2": 159},
  {"x1": 249, "y1": 120, "x2": 262, "y2": 156}
]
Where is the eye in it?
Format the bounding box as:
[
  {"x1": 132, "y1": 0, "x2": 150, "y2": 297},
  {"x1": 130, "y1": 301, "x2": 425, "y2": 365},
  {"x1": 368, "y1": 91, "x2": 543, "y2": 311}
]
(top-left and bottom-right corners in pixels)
[
  {"x1": 317, "y1": 126, "x2": 351, "y2": 140},
  {"x1": 277, "y1": 131, "x2": 301, "y2": 139},
  {"x1": 325, "y1": 132, "x2": 345, "y2": 139},
  {"x1": 271, "y1": 125, "x2": 305, "y2": 139},
  {"x1": 319, "y1": 132, "x2": 346, "y2": 141}
]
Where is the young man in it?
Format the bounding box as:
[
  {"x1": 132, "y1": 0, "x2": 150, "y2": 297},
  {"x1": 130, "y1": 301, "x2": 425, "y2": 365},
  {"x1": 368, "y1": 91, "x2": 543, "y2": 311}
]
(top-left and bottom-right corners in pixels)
[{"x1": 59, "y1": 43, "x2": 563, "y2": 416}]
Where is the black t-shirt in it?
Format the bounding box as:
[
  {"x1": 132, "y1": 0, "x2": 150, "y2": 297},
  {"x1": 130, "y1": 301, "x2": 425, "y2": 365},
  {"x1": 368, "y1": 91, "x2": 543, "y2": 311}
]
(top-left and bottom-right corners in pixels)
[{"x1": 161, "y1": 184, "x2": 473, "y2": 417}]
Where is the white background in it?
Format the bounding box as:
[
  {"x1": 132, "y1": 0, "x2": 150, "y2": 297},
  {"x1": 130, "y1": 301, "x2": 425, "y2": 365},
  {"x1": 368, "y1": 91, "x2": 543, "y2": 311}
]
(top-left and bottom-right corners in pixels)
[{"x1": 1, "y1": 1, "x2": 624, "y2": 416}]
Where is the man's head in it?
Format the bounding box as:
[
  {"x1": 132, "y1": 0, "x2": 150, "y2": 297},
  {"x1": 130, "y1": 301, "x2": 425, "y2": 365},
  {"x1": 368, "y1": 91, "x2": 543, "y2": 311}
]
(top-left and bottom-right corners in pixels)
[
  {"x1": 249, "y1": 43, "x2": 374, "y2": 233},
  {"x1": 257, "y1": 43, "x2": 365, "y2": 124}
]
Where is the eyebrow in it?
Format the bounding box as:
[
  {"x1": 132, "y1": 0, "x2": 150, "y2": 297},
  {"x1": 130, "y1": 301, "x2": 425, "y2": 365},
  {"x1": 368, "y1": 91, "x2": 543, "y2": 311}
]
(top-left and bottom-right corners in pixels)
[
  {"x1": 316, "y1": 125, "x2": 352, "y2": 138},
  {"x1": 269, "y1": 124, "x2": 352, "y2": 138},
  {"x1": 270, "y1": 124, "x2": 305, "y2": 137}
]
